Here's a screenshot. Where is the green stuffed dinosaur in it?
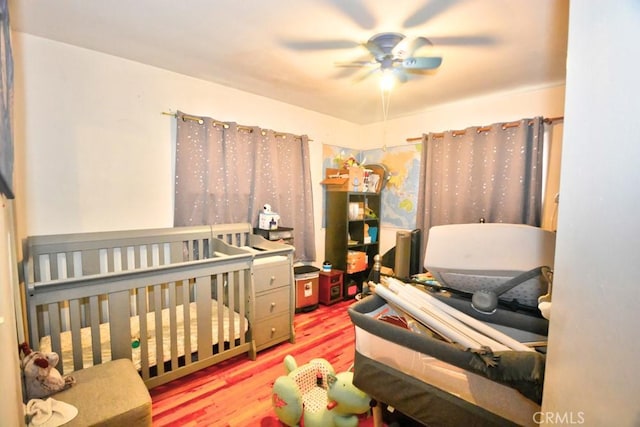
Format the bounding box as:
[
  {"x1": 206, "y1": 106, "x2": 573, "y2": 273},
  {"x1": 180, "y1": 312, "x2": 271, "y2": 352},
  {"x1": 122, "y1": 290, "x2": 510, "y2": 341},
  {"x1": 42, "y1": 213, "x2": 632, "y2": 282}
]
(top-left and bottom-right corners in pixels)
[{"x1": 272, "y1": 355, "x2": 372, "y2": 427}]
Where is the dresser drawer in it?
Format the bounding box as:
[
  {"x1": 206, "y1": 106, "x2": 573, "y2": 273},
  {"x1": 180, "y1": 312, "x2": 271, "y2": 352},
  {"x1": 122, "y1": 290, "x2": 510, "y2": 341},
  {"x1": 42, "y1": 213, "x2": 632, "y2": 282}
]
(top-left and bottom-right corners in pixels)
[
  {"x1": 255, "y1": 287, "x2": 290, "y2": 319},
  {"x1": 253, "y1": 311, "x2": 291, "y2": 349},
  {"x1": 253, "y1": 262, "x2": 292, "y2": 292}
]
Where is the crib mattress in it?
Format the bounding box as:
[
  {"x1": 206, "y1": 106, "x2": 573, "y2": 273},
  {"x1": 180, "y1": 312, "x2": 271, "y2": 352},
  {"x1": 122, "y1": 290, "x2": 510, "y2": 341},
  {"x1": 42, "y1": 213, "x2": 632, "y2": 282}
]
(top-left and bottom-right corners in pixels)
[
  {"x1": 348, "y1": 294, "x2": 544, "y2": 426},
  {"x1": 40, "y1": 300, "x2": 247, "y2": 374}
]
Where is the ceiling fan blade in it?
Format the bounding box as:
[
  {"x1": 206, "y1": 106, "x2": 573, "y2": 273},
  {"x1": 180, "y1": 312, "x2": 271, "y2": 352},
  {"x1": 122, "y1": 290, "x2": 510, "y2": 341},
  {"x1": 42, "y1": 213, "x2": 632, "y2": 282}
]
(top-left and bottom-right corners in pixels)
[
  {"x1": 335, "y1": 60, "x2": 377, "y2": 68},
  {"x1": 404, "y1": 0, "x2": 462, "y2": 28},
  {"x1": 405, "y1": 36, "x2": 434, "y2": 56},
  {"x1": 402, "y1": 56, "x2": 443, "y2": 70},
  {"x1": 281, "y1": 39, "x2": 360, "y2": 51},
  {"x1": 429, "y1": 35, "x2": 497, "y2": 46},
  {"x1": 325, "y1": 0, "x2": 376, "y2": 30}
]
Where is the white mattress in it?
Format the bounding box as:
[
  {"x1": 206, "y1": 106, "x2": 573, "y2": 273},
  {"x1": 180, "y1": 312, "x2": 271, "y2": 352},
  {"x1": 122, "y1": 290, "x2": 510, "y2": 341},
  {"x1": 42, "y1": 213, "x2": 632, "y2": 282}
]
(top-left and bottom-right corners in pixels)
[
  {"x1": 354, "y1": 325, "x2": 540, "y2": 426},
  {"x1": 40, "y1": 300, "x2": 247, "y2": 374}
]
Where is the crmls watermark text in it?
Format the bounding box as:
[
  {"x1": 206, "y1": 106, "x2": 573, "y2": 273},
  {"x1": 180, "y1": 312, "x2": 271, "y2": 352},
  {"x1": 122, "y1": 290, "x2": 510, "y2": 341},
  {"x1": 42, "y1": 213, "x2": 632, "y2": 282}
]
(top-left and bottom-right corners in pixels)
[{"x1": 533, "y1": 411, "x2": 586, "y2": 424}]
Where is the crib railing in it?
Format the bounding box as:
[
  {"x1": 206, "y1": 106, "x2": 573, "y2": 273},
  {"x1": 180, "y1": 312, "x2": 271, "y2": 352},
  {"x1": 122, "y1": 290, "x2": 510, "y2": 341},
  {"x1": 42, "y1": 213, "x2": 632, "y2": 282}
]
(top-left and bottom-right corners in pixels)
[
  {"x1": 22, "y1": 226, "x2": 256, "y2": 388},
  {"x1": 24, "y1": 225, "x2": 216, "y2": 282}
]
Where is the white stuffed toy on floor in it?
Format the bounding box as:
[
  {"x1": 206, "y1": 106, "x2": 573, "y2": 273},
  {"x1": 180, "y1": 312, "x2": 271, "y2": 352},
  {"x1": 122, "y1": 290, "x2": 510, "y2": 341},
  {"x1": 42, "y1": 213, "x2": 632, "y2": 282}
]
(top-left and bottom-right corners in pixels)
[{"x1": 20, "y1": 342, "x2": 76, "y2": 400}]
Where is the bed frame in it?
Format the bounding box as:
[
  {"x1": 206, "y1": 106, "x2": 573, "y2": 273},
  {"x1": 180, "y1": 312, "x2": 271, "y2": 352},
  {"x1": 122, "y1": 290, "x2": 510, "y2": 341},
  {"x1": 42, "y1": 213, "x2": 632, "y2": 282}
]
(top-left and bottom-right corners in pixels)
[{"x1": 22, "y1": 223, "x2": 293, "y2": 388}]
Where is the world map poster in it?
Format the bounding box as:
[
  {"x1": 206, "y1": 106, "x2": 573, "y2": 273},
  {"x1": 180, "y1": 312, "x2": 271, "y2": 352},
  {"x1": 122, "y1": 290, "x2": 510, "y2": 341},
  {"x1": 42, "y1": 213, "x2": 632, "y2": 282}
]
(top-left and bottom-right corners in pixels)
[{"x1": 322, "y1": 144, "x2": 422, "y2": 229}]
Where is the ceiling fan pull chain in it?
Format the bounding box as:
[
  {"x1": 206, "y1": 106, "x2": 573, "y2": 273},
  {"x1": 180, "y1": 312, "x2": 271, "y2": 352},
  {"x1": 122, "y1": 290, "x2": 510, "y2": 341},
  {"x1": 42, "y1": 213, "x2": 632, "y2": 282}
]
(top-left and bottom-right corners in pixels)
[
  {"x1": 380, "y1": 86, "x2": 392, "y2": 150},
  {"x1": 380, "y1": 86, "x2": 391, "y2": 122}
]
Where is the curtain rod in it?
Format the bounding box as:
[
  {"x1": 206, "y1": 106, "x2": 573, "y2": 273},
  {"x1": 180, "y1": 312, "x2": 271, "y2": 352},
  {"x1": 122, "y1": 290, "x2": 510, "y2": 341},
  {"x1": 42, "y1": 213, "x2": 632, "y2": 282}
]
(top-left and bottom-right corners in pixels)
[
  {"x1": 405, "y1": 116, "x2": 564, "y2": 143},
  {"x1": 162, "y1": 111, "x2": 311, "y2": 141}
]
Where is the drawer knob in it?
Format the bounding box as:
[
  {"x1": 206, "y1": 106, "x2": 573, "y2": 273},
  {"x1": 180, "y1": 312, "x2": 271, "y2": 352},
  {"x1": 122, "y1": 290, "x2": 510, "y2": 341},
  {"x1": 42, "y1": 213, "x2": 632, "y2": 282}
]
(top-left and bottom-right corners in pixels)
[
  {"x1": 271, "y1": 275, "x2": 276, "y2": 282},
  {"x1": 271, "y1": 302, "x2": 276, "y2": 308},
  {"x1": 271, "y1": 327, "x2": 276, "y2": 334}
]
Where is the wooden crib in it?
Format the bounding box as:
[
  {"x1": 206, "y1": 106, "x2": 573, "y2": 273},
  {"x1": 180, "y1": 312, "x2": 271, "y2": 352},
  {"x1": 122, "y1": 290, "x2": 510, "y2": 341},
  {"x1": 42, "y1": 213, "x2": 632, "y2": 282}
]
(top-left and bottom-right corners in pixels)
[{"x1": 22, "y1": 223, "x2": 294, "y2": 388}]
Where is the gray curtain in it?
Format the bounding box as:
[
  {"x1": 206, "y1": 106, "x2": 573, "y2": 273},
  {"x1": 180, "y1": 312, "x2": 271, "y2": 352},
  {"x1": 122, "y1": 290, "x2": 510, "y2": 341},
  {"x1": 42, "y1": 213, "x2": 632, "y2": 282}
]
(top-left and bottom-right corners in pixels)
[
  {"x1": 416, "y1": 117, "x2": 544, "y2": 261},
  {"x1": 174, "y1": 111, "x2": 316, "y2": 262}
]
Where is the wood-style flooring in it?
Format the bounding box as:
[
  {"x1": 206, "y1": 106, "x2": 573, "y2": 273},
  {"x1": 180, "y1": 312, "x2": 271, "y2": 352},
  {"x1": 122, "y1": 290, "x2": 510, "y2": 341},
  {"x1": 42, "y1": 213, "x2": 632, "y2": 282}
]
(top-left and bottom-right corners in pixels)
[{"x1": 150, "y1": 299, "x2": 360, "y2": 426}]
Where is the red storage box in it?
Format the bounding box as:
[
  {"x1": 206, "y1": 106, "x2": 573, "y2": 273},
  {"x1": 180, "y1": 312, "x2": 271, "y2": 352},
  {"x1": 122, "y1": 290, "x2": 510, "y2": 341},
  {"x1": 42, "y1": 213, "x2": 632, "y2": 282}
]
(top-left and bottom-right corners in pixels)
[{"x1": 319, "y1": 269, "x2": 343, "y2": 305}]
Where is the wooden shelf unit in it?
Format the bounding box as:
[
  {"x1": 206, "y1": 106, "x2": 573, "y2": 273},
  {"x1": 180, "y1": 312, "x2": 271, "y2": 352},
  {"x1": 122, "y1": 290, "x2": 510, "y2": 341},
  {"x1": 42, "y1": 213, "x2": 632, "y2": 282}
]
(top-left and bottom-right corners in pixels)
[{"x1": 324, "y1": 191, "x2": 381, "y2": 299}]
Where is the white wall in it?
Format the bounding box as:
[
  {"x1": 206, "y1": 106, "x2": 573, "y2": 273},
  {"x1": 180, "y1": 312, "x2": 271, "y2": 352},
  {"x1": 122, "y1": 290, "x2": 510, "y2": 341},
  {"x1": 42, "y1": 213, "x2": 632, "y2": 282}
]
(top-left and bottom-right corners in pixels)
[{"x1": 542, "y1": 2, "x2": 640, "y2": 426}]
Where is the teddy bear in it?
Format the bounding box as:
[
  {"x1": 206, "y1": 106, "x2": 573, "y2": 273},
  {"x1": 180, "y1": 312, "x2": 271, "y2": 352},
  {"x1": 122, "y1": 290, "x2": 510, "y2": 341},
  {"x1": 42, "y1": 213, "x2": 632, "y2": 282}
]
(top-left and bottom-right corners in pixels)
[
  {"x1": 272, "y1": 355, "x2": 372, "y2": 427},
  {"x1": 19, "y1": 342, "x2": 75, "y2": 400}
]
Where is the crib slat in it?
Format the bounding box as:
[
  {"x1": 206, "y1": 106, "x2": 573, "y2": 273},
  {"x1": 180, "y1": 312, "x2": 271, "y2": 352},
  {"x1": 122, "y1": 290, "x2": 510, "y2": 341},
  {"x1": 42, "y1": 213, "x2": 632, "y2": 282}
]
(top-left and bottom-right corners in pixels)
[
  {"x1": 182, "y1": 279, "x2": 193, "y2": 364},
  {"x1": 133, "y1": 245, "x2": 141, "y2": 269},
  {"x1": 160, "y1": 242, "x2": 169, "y2": 265},
  {"x1": 202, "y1": 238, "x2": 210, "y2": 259},
  {"x1": 189, "y1": 239, "x2": 196, "y2": 261},
  {"x1": 106, "y1": 247, "x2": 115, "y2": 273},
  {"x1": 47, "y1": 302, "x2": 63, "y2": 371},
  {"x1": 216, "y1": 273, "x2": 225, "y2": 352},
  {"x1": 28, "y1": 302, "x2": 39, "y2": 350},
  {"x1": 168, "y1": 281, "x2": 179, "y2": 371},
  {"x1": 89, "y1": 296, "x2": 102, "y2": 367},
  {"x1": 108, "y1": 290, "x2": 132, "y2": 361},
  {"x1": 227, "y1": 271, "x2": 236, "y2": 348},
  {"x1": 82, "y1": 249, "x2": 101, "y2": 276},
  {"x1": 119, "y1": 247, "x2": 126, "y2": 272},
  {"x1": 237, "y1": 270, "x2": 244, "y2": 344},
  {"x1": 147, "y1": 244, "x2": 154, "y2": 267},
  {"x1": 136, "y1": 286, "x2": 150, "y2": 380},
  {"x1": 195, "y1": 238, "x2": 203, "y2": 260},
  {"x1": 49, "y1": 253, "x2": 59, "y2": 281},
  {"x1": 65, "y1": 251, "x2": 74, "y2": 279},
  {"x1": 153, "y1": 285, "x2": 164, "y2": 376},
  {"x1": 69, "y1": 299, "x2": 83, "y2": 371},
  {"x1": 196, "y1": 275, "x2": 213, "y2": 359}
]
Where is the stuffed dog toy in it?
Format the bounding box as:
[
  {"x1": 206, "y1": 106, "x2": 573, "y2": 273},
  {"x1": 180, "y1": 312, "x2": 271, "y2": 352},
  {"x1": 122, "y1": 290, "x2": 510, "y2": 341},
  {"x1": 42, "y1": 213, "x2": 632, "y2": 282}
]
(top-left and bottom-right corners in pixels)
[{"x1": 19, "y1": 342, "x2": 75, "y2": 399}]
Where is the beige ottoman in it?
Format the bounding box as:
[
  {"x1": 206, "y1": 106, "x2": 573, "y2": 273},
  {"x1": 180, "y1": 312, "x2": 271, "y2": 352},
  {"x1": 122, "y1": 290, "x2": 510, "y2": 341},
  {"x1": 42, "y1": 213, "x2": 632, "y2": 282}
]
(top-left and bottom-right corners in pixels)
[{"x1": 53, "y1": 358, "x2": 152, "y2": 426}]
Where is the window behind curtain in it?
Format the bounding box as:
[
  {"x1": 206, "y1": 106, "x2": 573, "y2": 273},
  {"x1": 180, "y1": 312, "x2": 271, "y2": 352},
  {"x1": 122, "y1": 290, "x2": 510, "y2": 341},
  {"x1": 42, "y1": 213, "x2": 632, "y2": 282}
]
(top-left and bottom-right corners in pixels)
[
  {"x1": 416, "y1": 117, "x2": 544, "y2": 261},
  {"x1": 174, "y1": 112, "x2": 316, "y2": 262}
]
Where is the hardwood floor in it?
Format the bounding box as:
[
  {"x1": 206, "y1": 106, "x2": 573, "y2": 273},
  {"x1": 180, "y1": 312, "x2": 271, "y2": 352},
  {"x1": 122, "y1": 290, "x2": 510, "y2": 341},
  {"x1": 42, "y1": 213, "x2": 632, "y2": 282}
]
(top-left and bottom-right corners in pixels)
[{"x1": 150, "y1": 299, "x2": 360, "y2": 426}]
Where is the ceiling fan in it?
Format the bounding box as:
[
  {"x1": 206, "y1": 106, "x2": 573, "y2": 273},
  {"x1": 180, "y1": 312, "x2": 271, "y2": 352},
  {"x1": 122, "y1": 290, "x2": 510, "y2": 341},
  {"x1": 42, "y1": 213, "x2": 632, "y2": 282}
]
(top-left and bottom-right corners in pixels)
[{"x1": 336, "y1": 32, "x2": 443, "y2": 84}]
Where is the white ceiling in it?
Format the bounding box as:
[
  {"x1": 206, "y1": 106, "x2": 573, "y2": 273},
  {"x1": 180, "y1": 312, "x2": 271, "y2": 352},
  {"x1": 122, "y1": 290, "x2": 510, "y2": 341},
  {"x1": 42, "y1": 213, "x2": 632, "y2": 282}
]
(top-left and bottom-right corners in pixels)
[{"x1": 9, "y1": 0, "x2": 569, "y2": 125}]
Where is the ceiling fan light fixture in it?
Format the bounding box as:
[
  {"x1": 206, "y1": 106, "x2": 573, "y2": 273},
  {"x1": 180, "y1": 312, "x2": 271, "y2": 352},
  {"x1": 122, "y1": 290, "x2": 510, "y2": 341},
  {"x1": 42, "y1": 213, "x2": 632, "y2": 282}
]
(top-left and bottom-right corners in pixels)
[{"x1": 380, "y1": 69, "x2": 395, "y2": 91}]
